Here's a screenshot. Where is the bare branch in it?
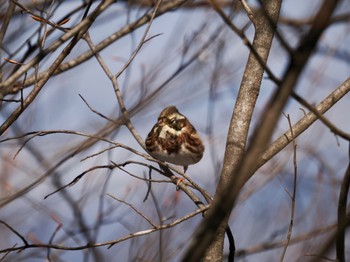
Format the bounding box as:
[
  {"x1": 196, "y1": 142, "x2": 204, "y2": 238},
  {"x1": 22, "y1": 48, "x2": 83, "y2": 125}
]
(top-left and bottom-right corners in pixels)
[
  {"x1": 78, "y1": 94, "x2": 116, "y2": 124},
  {"x1": 279, "y1": 114, "x2": 298, "y2": 261},
  {"x1": 0, "y1": 205, "x2": 209, "y2": 254},
  {"x1": 0, "y1": 0, "x2": 115, "y2": 96},
  {"x1": 335, "y1": 145, "x2": 350, "y2": 262},
  {"x1": 292, "y1": 91, "x2": 350, "y2": 141},
  {"x1": 0, "y1": 220, "x2": 28, "y2": 246},
  {"x1": 107, "y1": 194, "x2": 157, "y2": 228},
  {"x1": 260, "y1": 78, "x2": 350, "y2": 169}
]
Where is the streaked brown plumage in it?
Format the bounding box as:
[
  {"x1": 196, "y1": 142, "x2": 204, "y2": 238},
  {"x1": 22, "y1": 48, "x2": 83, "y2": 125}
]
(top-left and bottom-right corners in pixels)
[{"x1": 145, "y1": 106, "x2": 204, "y2": 172}]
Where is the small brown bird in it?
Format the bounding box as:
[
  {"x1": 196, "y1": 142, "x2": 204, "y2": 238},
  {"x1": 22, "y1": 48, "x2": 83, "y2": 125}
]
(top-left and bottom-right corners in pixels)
[{"x1": 145, "y1": 106, "x2": 204, "y2": 172}]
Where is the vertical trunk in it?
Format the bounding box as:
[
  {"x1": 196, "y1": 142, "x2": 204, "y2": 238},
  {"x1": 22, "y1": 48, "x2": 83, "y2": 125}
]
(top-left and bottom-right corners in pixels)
[{"x1": 195, "y1": 1, "x2": 283, "y2": 260}]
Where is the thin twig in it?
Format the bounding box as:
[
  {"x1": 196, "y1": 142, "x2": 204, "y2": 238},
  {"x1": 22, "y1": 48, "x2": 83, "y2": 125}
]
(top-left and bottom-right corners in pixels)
[
  {"x1": 5, "y1": 130, "x2": 142, "y2": 159},
  {"x1": 259, "y1": 77, "x2": 350, "y2": 170},
  {"x1": 0, "y1": 244, "x2": 16, "y2": 262},
  {"x1": 3, "y1": 0, "x2": 189, "y2": 95},
  {"x1": 84, "y1": 9, "x2": 213, "y2": 204},
  {"x1": 44, "y1": 160, "x2": 172, "y2": 199},
  {"x1": 83, "y1": 0, "x2": 163, "y2": 150},
  {"x1": 11, "y1": 0, "x2": 68, "y2": 32},
  {"x1": 208, "y1": 0, "x2": 281, "y2": 84},
  {"x1": 0, "y1": 205, "x2": 209, "y2": 254},
  {"x1": 292, "y1": 91, "x2": 350, "y2": 141},
  {"x1": 236, "y1": 223, "x2": 337, "y2": 257},
  {"x1": 159, "y1": 165, "x2": 207, "y2": 210},
  {"x1": 107, "y1": 194, "x2": 157, "y2": 227},
  {"x1": 143, "y1": 169, "x2": 153, "y2": 202},
  {"x1": 280, "y1": 114, "x2": 298, "y2": 261},
  {"x1": 240, "y1": 0, "x2": 257, "y2": 25},
  {"x1": 80, "y1": 145, "x2": 119, "y2": 162},
  {"x1": 0, "y1": 0, "x2": 115, "y2": 97},
  {"x1": 79, "y1": 94, "x2": 117, "y2": 124},
  {"x1": 0, "y1": 220, "x2": 28, "y2": 246},
  {"x1": 0, "y1": 16, "x2": 224, "y2": 210},
  {"x1": 1, "y1": 128, "x2": 212, "y2": 202},
  {"x1": 115, "y1": 162, "x2": 171, "y2": 184},
  {"x1": 46, "y1": 223, "x2": 62, "y2": 262},
  {"x1": 44, "y1": 164, "x2": 116, "y2": 199},
  {"x1": 149, "y1": 189, "x2": 165, "y2": 262}
]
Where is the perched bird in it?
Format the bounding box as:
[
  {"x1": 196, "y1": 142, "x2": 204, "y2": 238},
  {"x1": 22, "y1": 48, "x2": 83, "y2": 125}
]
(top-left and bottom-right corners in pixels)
[{"x1": 145, "y1": 106, "x2": 204, "y2": 172}]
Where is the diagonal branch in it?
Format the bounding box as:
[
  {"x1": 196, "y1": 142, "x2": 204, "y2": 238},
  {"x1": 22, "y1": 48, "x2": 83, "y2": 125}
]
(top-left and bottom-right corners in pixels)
[
  {"x1": 0, "y1": 0, "x2": 115, "y2": 135},
  {"x1": 259, "y1": 77, "x2": 350, "y2": 169},
  {"x1": 0, "y1": 0, "x2": 115, "y2": 96},
  {"x1": 3, "y1": 0, "x2": 189, "y2": 96},
  {"x1": 0, "y1": 205, "x2": 210, "y2": 254}
]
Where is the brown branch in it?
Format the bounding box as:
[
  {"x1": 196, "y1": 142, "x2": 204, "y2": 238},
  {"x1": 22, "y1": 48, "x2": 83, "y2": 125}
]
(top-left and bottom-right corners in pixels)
[
  {"x1": 0, "y1": 0, "x2": 116, "y2": 136},
  {"x1": 0, "y1": 1, "x2": 16, "y2": 83},
  {"x1": 82, "y1": 0, "x2": 163, "y2": 151},
  {"x1": 182, "y1": 0, "x2": 339, "y2": 260},
  {"x1": 0, "y1": 220, "x2": 28, "y2": 246},
  {"x1": 0, "y1": 205, "x2": 209, "y2": 254},
  {"x1": 336, "y1": 149, "x2": 350, "y2": 262},
  {"x1": 0, "y1": 0, "x2": 115, "y2": 96},
  {"x1": 44, "y1": 164, "x2": 117, "y2": 199},
  {"x1": 292, "y1": 91, "x2": 350, "y2": 141},
  {"x1": 310, "y1": 212, "x2": 350, "y2": 262},
  {"x1": 78, "y1": 94, "x2": 116, "y2": 124},
  {"x1": 279, "y1": 12, "x2": 350, "y2": 28},
  {"x1": 107, "y1": 194, "x2": 157, "y2": 228},
  {"x1": 211, "y1": 0, "x2": 348, "y2": 141},
  {"x1": 187, "y1": 0, "x2": 282, "y2": 261},
  {"x1": 3, "y1": 0, "x2": 189, "y2": 96},
  {"x1": 158, "y1": 165, "x2": 207, "y2": 210},
  {"x1": 115, "y1": 162, "x2": 171, "y2": 184},
  {"x1": 0, "y1": 17, "x2": 223, "y2": 212},
  {"x1": 209, "y1": 0, "x2": 281, "y2": 84},
  {"x1": 259, "y1": 77, "x2": 350, "y2": 169},
  {"x1": 83, "y1": 3, "x2": 214, "y2": 208},
  {"x1": 0, "y1": 130, "x2": 143, "y2": 160},
  {"x1": 80, "y1": 145, "x2": 119, "y2": 162},
  {"x1": 12, "y1": 0, "x2": 68, "y2": 32},
  {"x1": 44, "y1": 159, "x2": 177, "y2": 199},
  {"x1": 0, "y1": 127, "x2": 211, "y2": 207},
  {"x1": 0, "y1": 244, "x2": 16, "y2": 262},
  {"x1": 149, "y1": 189, "x2": 165, "y2": 261},
  {"x1": 46, "y1": 223, "x2": 62, "y2": 262},
  {"x1": 279, "y1": 114, "x2": 298, "y2": 261},
  {"x1": 43, "y1": 154, "x2": 207, "y2": 210},
  {"x1": 236, "y1": 223, "x2": 336, "y2": 257}
]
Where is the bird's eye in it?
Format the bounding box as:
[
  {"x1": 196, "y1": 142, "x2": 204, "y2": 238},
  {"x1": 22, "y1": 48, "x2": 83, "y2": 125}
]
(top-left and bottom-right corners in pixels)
[{"x1": 170, "y1": 118, "x2": 177, "y2": 125}]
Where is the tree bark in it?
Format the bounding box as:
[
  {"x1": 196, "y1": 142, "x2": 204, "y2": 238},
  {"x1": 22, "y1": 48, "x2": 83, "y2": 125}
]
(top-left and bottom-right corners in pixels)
[
  {"x1": 183, "y1": 0, "x2": 339, "y2": 260},
  {"x1": 202, "y1": 0, "x2": 282, "y2": 261}
]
